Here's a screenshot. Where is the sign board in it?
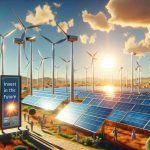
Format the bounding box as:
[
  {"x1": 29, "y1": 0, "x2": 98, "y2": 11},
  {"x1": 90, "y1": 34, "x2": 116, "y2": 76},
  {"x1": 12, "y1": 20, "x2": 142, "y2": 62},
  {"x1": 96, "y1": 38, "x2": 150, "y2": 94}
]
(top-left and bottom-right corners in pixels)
[{"x1": 0, "y1": 75, "x2": 21, "y2": 129}]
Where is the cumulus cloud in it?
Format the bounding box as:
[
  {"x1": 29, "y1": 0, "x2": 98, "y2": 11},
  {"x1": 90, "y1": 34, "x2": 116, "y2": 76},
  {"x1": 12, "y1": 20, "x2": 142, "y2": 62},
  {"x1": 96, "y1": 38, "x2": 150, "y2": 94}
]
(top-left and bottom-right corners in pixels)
[
  {"x1": 57, "y1": 19, "x2": 74, "y2": 33},
  {"x1": 82, "y1": 10, "x2": 114, "y2": 32},
  {"x1": 89, "y1": 33, "x2": 96, "y2": 44},
  {"x1": 124, "y1": 30, "x2": 150, "y2": 57},
  {"x1": 79, "y1": 34, "x2": 89, "y2": 44},
  {"x1": 53, "y1": 2, "x2": 61, "y2": 8},
  {"x1": 26, "y1": 3, "x2": 56, "y2": 27},
  {"x1": 79, "y1": 33, "x2": 97, "y2": 44},
  {"x1": 106, "y1": 0, "x2": 150, "y2": 28},
  {"x1": 12, "y1": 22, "x2": 23, "y2": 30}
]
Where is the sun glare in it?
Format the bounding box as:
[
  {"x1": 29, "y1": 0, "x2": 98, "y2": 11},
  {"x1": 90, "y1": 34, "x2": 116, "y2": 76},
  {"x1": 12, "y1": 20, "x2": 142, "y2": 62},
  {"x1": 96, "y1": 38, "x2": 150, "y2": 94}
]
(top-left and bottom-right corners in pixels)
[
  {"x1": 103, "y1": 85, "x2": 115, "y2": 94},
  {"x1": 6, "y1": 101, "x2": 17, "y2": 117},
  {"x1": 101, "y1": 56, "x2": 115, "y2": 69}
]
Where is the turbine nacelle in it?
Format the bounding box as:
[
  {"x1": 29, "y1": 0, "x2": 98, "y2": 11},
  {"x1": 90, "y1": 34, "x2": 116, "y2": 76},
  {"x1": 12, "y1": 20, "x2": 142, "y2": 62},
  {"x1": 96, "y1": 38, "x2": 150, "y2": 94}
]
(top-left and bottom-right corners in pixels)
[
  {"x1": 14, "y1": 38, "x2": 24, "y2": 44},
  {"x1": 67, "y1": 35, "x2": 78, "y2": 42},
  {"x1": 26, "y1": 36, "x2": 36, "y2": 42}
]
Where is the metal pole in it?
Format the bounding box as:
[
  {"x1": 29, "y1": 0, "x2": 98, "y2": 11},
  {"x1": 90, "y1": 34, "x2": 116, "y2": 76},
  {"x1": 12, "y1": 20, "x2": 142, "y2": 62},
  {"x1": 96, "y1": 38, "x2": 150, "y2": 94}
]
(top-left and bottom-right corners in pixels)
[
  {"x1": 52, "y1": 44, "x2": 55, "y2": 94},
  {"x1": 18, "y1": 44, "x2": 21, "y2": 76},
  {"x1": 1, "y1": 38, "x2": 4, "y2": 75},
  {"x1": 70, "y1": 42, "x2": 74, "y2": 101},
  {"x1": 30, "y1": 42, "x2": 33, "y2": 95},
  {"x1": 42, "y1": 62, "x2": 44, "y2": 90},
  {"x1": 131, "y1": 53, "x2": 133, "y2": 93},
  {"x1": 66, "y1": 63, "x2": 68, "y2": 93}
]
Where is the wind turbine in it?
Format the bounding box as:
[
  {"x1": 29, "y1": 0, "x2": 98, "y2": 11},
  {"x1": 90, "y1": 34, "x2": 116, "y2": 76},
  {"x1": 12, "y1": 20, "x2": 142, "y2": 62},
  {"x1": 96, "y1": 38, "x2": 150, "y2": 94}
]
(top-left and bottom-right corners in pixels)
[
  {"x1": 87, "y1": 51, "x2": 98, "y2": 92},
  {"x1": 120, "y1": 67, "x2": 123, "y2": 93},
  {"x1": 38, "y1": 50, "x2": 51, "y2": 90},
  {"x1": 60, "y1": 57, "x2": 70, "y2": 93},
  {"x1": 14, "y1": 32, "x2": 26, "y2": 75},
  {"x1": 0, "y1": 29, "x2": 16, "y2": 75},
  {"x1": 136, "y1": 61, "x2": 142, "y2": 94},
  {"x1": 24, "y1": 59, "x2": 30, "y2": 88},
  {"x1": 26, "y1": 36, "x2": 36, "y2": 95},
  {"x1": 55, "y1": 65, "x2": 60, "y2": 87},
  {"x1": 35, "y1": 66, "x2": 40, "y2": 89},
  {"x1": 84, "y1": 67, "x2": 89, "y2": 91},
  {"x1": 40, "y1": 35, "x2": 66, "y2": 94},
  {"x1": 56, "y1": 22, "x2": 78, "y2": 102}
]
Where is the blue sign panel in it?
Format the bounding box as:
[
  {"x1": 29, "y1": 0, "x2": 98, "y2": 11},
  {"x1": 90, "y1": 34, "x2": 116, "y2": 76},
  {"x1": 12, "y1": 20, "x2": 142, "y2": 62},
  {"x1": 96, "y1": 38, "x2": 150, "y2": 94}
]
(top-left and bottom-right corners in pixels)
[{"x1": 1, "y1": 76, "x2": 21, "y2": 129}]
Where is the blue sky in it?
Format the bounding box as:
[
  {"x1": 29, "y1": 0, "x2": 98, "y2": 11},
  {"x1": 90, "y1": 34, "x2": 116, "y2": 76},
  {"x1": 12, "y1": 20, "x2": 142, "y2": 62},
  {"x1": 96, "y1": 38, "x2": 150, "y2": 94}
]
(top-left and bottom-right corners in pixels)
[{"x1": 0, "y1": 0, "x2": 149, "y2": 79}]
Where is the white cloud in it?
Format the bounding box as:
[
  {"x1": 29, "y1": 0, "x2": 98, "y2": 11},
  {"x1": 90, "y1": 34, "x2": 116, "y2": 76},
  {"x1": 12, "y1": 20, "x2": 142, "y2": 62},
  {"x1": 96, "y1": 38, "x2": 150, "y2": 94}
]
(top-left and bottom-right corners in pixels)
[
  {"x1": 53, "y1": 2, "x2": 61, "y2": 8},
  {"x1": 82, "y1": 10, "x2": 114, "y2": 32},
  {"x1": 79, "y1": 33, "x2": 97, "y2": 44},
  {"x1": 26, "y1": 3, "x2": 56, "y2": 27},
  {"x1": 89, "y1": 33, "x2": 96, "y2": 44}
]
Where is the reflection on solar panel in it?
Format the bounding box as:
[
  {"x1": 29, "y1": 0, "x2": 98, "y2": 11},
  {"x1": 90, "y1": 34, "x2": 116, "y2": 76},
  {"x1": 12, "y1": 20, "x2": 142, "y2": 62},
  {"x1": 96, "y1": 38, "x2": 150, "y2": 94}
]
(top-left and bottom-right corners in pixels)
[
  {"x1": 120, "y1": 98, "x2": 131, "y2": 103},
  {"x1": 114, "y1": 102, "x2": 135, "y2": 111},
  {"x1": 121, "y1": 112, "x2": 150, "y2": 128},
  {"x1": 144, "y1": 121, "x2": 150, "y2": 130},
  {"x1": 99, "y1": 100, "x2": 117, "y2": 109},
  {"x1": 130, "y1": 99, "x2": 143, "y2": 104},
  {"x1": 88, "y1": 98, "x2": 101, "y2": 105},
  {"x1": 108, "y1": 110, "x2": 127, "y2": 122},
  {"x1": 132, "y1": 104, "x2": 150, "y2": 114},
  {"x1": 56, "y1": 103, "x2": 89, "y2": 124},
  {"x1": 22, "y1": 95, "x2": 66, "y2": 111},
  {"x1": 75, "y1": 106, "x2": 112, "y2": 133},
  {"x1": 142, "y1": 100, "x2": 150, "y2": 106},
  {"x1": 82, "y1": 98, "x2": 92, "y2": 104}
]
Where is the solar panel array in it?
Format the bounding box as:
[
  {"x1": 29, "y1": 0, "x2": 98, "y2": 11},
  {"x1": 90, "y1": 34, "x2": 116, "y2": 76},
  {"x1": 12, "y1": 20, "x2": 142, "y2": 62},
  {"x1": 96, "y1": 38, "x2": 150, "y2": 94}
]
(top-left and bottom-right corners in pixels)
[{"x1": 22, "y1": 89, "x2": 69, "y2": 111}]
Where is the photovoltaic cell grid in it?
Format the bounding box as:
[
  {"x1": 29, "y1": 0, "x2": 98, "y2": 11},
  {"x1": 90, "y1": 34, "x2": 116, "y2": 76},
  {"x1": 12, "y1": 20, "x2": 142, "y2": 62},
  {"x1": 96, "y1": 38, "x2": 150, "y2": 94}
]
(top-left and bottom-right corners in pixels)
[
  {"x1": 22, "y1": 95, "x2": 67, "y2": 111},
  {"x1": 74, "y1": 106, "x2": 112, "y2": 133},
  {"x1": 144, "y1": 121, "x2": 150, "y2": 130},
  {"x1": 56, "y1": 103, "x2": 89, "y2": 124},
  {"x1": 99, "y1": 100, "x2": 118, "y2": 109},
  {"x1": 120, "y1": 112, "x2": 150, "y2": 128}
]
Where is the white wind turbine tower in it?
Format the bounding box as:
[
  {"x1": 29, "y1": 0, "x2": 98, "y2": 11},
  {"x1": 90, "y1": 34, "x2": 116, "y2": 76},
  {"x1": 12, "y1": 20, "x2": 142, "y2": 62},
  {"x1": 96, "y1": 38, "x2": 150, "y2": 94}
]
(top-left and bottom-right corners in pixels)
[
  {"x1": 84, "y1": 67, "x2": 89, "y2": 91},
  {"x1": 26, "y1": 36, "x2": 36, "y2": 95},
  {"x1": 40, "y1": 35, "x2": 66, "y2": 94},
  {"x1": 35, "y1": 66, "x2": 41, "y2": 89},
  {"x1": 38, "y1": 50, "x2": 51, "y2": 90},
  {"x1": 55, "y1": 65, "x2": 60, "y2": 87},
  {"x1": 136, "y1": 61, "x2": 142, "y2": 94},
  {"x1": 87, "y1": 51, "x2": 98, "y2": 92},
  {"x1": 60, "y1": 57, "x2": 70, "y2": 93},
  {"x1": 24, "y1": 59, "x2": 30, "y2": 88},
  {"x1": 0, "y1": 29, "x2": 16, "y2": 75},
  {"x1": 120, "y1": 67, "x2": 123, "y2": 93},
  {"x1": 56, "y1": 22, "x2": 78, "y2": 102},
  {"x1": 14, "y1": 32, "x2": 26, "y2": 75}
]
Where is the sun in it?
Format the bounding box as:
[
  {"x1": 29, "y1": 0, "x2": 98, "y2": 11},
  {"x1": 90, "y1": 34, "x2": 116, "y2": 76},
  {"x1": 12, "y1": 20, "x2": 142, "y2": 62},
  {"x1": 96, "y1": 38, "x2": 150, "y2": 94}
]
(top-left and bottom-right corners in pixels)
[{"x1": 101, "y1": 56, "x2": 115, "y2": 69}]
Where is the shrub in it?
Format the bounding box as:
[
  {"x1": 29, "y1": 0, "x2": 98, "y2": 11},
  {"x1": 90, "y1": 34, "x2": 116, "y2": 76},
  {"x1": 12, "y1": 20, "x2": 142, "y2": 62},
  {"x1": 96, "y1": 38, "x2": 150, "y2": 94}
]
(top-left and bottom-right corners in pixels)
[
  {"x1": 29, "y1": 109, "x2": 36, "y2": 115},
  {"x1": 146, "y1": 138, "x2": 150, "y2": 150},
  {"x1": 80, "y1": 137, "x2": 94, "y2": 146},
  {"x1": 13, "y1": 145, "x2": 28, "y2": 150}
]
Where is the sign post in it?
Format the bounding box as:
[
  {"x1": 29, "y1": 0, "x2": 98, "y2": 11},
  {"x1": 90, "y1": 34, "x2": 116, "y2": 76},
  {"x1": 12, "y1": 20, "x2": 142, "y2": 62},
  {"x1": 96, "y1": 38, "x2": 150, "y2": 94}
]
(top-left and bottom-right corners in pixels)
[{"x1": 0, "y1": 75, "x2": 21, "y2": 130}]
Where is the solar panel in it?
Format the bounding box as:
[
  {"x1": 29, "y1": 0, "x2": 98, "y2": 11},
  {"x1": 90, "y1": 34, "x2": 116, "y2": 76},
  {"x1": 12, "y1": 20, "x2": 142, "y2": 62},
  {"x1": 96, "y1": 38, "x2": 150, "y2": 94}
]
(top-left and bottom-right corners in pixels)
[
  {"x1": 56, "y1": 103, "x2": 89, "y2": 124},
  {"x1": 130, "y1": 99, "x2": 144, "y2": 104},
  {"x1": 114, "y1": 102, "x2": 135, "y2": 111},
  {"x1": 120, "y1": 98, "x2": 131, "y2": 103},
  {"x1": 88, "y1": 98, "x2": 101, "y2": 106},
  {"x1": 108, "y1": 110, "x2": 127, "y2": 122},
  {"x1": 142, "y1": 100, "x2": 150, "y2": 106},
  {"x1": 144, "y1": 121, "x2": 150, "y2": 130},
  {"x1": 22, "y1": 95, "x2": 66, "y2": 111},
  {"x1": 99, "y1": 100, "x2": 117, "y2": 109},
  {"x1": 82, "y1": 98, "x2": 92, "y2": 104},
  {"x1": 120, "y1": 112, "x2": 150, "y2": 128},
  {"x1": 132, "y1": 104, "x2": 150, "y2": 114},
  {"x1": 74, "y1": 106, "x2": 112, "y2": 133}
]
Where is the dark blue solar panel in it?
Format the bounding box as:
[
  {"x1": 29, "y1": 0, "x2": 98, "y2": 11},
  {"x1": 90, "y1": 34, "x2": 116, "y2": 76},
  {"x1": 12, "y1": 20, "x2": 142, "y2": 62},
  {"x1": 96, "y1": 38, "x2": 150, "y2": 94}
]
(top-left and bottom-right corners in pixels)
[
  {"x1": 130, "y1": 99, "x2": 144, "y2": 104},
  {"x1": 129, "y1": 95, "x2": 138, "y2": 99},
  {"x1": 56, "y1": 103, "x2": 89, "y2": 124},
  {"x1": 114, "y1": 102, "x2": 135, "y2": 111},
  {"x1": 120, "y1": 112, "x2": 150, "y2": 128},
  {"x1": 99, "y1": 100, "x2": 117, "y2": 109},
  {"x1": 108, "y1": 110, "x2": 127, "y2": 122},
  {"x1": 120, "y1": 98, "x2": 131, "y2": 103},
  {"x1": 132, "y1": 105, "x2": 150, "y2": 114},
  {"x1": 142, "y1": 100, "x2": 150, "y2": 106},
  {"x1": 138, "y1": 96, "x2": 150, "y2": 100},
  {"x1": 82, "y1": 98, "x2": 92, "y2": 104},
  {"x1": 88, "y1": 98, "x2": 101, "y2": 106},
  {"x1": 144, "y1": 122, "x2": 150, "y2": 130}
]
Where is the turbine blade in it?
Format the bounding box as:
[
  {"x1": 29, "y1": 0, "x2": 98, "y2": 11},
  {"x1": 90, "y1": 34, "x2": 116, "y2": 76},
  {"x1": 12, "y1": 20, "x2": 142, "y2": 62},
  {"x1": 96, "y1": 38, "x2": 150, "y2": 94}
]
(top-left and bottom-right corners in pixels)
[
  {"x1": 55, "y1": 38, "x2": 66, "y2": 44},
  {"x1": 44, "y1": 57, "x2": 51, "y2": 59},
  {"x1": 39, "y1": 61, "x2": 43, "y2": 69},
  {"x1": 27, "y1": 24, "x2": 41, "y2": 29},
  {"x1": 21, "y1": 31, "x2": 25, "y2": 41},
  {"x1": 60, "y1": 57, "x2": 66, "y2": 62},
  {"x1": 13, "y1": 10, "x2": 26, "y2": 29},
  {"x1": 25, "y1": 60, "x2": 30, "y2": 69},
  {"x1": 4, "y1": 29, "x2": 16, "y2": 38},
  {"x1": 56, "y1": 22, "x2": 68, "y2": 38},
  {"x1": 40, "y1": 35, "x2": 53, "y2": 44},
  {"x1": 38, "y1": 49, "x2": 43, "y2": 59},
  {"x1": 22, "y1": 42, "x2": 29, "y2": 61},
  {"x1": 93, "y1": 51, "x2": 98, "y2": 57},
  {"x1": 87, "y1": 51, "x2": 93, "y2": 57}
]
